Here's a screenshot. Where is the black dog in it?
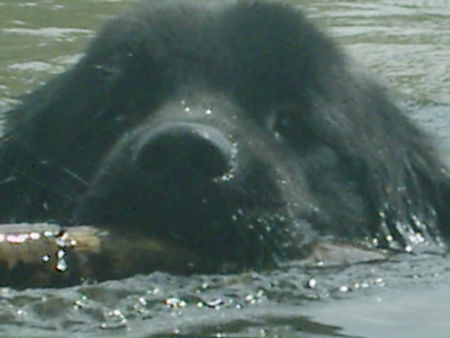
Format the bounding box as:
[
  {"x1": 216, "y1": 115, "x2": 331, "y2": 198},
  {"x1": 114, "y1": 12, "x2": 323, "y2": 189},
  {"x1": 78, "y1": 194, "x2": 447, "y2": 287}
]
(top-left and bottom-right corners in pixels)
[{"x1": 1, "y1": 0, "x2": 449, "y2": 279}]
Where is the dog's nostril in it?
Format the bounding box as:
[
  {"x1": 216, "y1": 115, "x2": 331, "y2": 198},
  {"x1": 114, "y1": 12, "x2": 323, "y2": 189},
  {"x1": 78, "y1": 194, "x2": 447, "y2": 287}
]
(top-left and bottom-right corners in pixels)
[{"x1": 133, "y1": 123, "x2": 236, "y2": 180}]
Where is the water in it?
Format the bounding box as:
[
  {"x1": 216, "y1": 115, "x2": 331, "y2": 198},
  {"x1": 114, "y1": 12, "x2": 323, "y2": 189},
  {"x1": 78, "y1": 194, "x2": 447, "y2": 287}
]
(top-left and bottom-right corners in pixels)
[{"x1": 0, "y1": 0, "x2": 449, "y2": 336}]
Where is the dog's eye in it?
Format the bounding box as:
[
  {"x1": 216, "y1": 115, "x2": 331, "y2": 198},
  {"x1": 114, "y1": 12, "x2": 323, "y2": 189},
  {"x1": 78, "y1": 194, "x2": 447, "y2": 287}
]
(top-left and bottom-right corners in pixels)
[{"x1": 267, "y1": 106, "x2": 299, "y2": 140}]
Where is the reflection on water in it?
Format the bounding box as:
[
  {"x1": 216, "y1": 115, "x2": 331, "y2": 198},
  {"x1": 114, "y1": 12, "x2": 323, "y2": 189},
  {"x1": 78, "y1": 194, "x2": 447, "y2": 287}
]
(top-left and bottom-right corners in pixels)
[{"x1": 0, "y1": 0, "x2": 449, "y2": 337}]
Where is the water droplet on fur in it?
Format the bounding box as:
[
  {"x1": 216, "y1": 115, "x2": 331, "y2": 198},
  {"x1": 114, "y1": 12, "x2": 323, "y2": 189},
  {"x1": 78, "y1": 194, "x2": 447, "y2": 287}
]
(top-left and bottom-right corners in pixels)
[
  {"x1": 214, "y1": 172, "x2": 234, "y2": 182},
  {"x1": 408, "y1": 232, "x2": 425, "y2": 244}
]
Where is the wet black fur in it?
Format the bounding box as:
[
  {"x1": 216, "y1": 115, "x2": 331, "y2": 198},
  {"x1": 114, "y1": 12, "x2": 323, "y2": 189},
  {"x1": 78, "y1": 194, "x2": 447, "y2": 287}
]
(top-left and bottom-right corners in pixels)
[{"x1": 1, "y1": 0, "x2": 449, "y2": 269}]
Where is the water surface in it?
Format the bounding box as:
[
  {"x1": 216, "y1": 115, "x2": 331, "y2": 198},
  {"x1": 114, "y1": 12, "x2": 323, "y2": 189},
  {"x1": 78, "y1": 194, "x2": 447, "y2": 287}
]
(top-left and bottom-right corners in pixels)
[{"x1": 0, "y1": 0, "x2": 449, "y2": 337}]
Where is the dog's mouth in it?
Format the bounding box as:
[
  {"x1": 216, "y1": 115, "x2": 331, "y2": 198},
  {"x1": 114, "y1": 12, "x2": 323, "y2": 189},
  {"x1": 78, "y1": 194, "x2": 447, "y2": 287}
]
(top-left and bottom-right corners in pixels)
[{"x1": 74, "y1": 198, "x2": 299, "y2": 267}]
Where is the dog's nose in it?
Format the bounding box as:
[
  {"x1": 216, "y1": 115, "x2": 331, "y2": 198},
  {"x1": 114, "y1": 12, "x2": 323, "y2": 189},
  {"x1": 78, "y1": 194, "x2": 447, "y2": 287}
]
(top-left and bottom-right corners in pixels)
[{"x1": 132, "y1": 122, "x2": 236, "y2": 181}]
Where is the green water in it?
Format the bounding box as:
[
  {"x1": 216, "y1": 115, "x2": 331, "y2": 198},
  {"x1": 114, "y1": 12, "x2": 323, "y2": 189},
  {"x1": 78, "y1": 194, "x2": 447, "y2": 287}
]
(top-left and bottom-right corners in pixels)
[{"x1": 0, "y1": 0, "x2": 449, "y2": 337}]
